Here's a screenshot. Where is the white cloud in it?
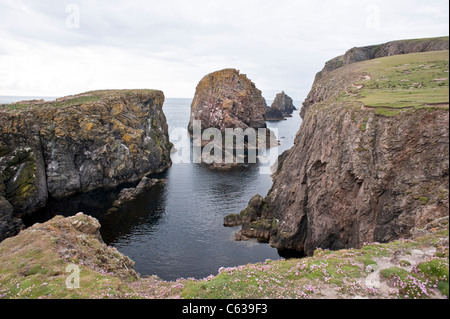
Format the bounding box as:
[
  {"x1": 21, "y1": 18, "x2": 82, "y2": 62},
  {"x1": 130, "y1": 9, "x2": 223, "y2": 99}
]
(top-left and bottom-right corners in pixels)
[{"x1": 0, "y1": 0, "x2": 448, "y2": 100}]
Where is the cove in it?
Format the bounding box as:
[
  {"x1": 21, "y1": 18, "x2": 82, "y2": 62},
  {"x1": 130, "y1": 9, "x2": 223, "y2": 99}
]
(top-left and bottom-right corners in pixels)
[{"x1": 24, "y1": 98, "x2": 302, "y2": 281}]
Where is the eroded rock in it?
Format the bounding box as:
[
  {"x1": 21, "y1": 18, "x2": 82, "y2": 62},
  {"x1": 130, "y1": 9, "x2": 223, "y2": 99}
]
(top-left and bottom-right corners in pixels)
[
  {"x1": 188, "y1": 68, "x2": 267, "y2": 134},
  {"x1": 0, "y1": 90, "x2": 172, "y2": 240},
  {"x1": 227, "y1": 39, "x2": 450, "y2": 255},
  {"x1": 266, "y1": 91, "x2": 296, "y2": 120}
]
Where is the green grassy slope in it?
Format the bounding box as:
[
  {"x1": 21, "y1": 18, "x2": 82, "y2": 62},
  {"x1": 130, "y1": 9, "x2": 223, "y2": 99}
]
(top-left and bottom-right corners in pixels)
[{"x1": 341, "y1": 50, "x2": 449, "y2": 116}]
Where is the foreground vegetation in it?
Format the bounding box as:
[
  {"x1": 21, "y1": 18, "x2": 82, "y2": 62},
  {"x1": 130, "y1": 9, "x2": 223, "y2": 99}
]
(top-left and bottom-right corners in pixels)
[
  {"x1": 181, "y1": 218, "x2": 448, "y2": 299},
  {"x1": 0, "y1": 214, "x2": 447, "y2": 299}
]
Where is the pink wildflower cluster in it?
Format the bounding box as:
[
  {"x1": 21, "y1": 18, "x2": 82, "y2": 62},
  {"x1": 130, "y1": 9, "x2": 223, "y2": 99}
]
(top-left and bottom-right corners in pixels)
[
  {"x1": 366, "y1": 287, "x2": 378, "y2": 295},
  {"x1": 338, "y1": 281, "x2": 362, "y2": 295},
  {"x1": 393, "y1": 274, "x2": 431, "y2": 299}
]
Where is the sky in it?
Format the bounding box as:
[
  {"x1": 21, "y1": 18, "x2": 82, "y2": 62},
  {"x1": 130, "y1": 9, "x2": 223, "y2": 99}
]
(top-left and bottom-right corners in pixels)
[{"x1": 0, "y1": 0, "x2": 448, "y2": 101}]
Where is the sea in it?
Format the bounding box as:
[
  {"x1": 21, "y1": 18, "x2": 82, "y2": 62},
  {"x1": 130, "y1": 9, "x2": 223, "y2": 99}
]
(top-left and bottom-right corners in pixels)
[{"x1": 0, "y1": 96, "x2": 303, "y2": 281}]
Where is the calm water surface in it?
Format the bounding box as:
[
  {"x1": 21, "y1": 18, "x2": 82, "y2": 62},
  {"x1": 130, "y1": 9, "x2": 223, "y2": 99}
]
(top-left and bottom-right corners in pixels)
[{"x1": 16, "y1": 97, "x2": 302, "y2": 281}]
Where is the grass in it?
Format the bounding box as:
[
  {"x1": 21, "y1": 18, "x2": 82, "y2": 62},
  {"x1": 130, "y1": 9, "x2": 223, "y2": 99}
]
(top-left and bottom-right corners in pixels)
[
  {"x1": 0, "y1": 216, "x2": 138, "y2": 299},
  {"x1": 180, "y1": 222, "x2": 448, "y2": 299},
  {"x1": 341, "y1": 50, "x2": 449, "y2": 116},
  {"x1": 0, "y1": 89, "x2": 159, "y2": 111},
  {"x1": 0, "y1": 214, "x2": 448, "y2": 299}
]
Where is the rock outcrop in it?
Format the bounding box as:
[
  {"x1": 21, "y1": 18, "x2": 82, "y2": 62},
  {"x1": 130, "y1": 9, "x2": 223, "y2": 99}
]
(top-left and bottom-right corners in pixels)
[
  {"x1": 187, "y1": 68, "x2": 267, "y2": 133},
  {"x1": 0, "y1": 90, "x2": 172, "y2": 241},
  {"x1": 107, "y1": 177, "x2": 165, "y2": 213},
  {"x1": 187, "y1": 69, "x2": 278, "y2": 168},
  {"x1": 266, "y1": 91, "x2": 296, "y2": 120},
  {"x1": 265, "y1": 107, "x2": 285, "y2": 121},
  {"x1": 226, "y1": 38, "x2": 449, "y2": 256},
  {"x1": 0, "y1": 212, "x2": 190, "y2": 299}
]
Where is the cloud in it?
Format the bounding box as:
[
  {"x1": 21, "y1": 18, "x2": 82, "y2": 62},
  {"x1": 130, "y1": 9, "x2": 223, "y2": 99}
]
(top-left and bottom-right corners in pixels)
[{"x1": 0, "y1": 0, "x2": 448, "y2": 100}]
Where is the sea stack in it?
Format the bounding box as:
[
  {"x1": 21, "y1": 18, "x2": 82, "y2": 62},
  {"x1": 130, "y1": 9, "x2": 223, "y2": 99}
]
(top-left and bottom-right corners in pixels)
[
  {"x1": 266, "y1": 91, "x2": 296, "y2": 120},
  {"x1": 187, "y1": 68, "x2": 267, "y2": 134},
  {"x1": 187, "y1": 68, "x2": 278, "y2": 168}
]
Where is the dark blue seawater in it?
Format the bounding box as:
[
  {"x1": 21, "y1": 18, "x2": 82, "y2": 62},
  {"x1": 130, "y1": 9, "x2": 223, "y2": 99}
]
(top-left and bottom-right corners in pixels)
[
  {"x1": 105, "y1": 98, "x2": 302, "y2": 280},
  {"x1": 4, "y1": 96, "x2": 302, "y2": 281}
]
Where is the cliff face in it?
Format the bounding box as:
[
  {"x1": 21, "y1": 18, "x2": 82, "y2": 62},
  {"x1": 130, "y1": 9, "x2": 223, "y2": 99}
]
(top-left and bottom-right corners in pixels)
[
  {"x1": 266, "y1": 103, "x2": 449, "y2": 255},
  {"x1": 227, "y1": 39, "x2": 449, "y2": 255},
  {"x1": 0, "y1": 90, "x2": 172, "y2": 241},
  {"x1": 187, "y1": 68, "x2": 267, "y2": 133}
]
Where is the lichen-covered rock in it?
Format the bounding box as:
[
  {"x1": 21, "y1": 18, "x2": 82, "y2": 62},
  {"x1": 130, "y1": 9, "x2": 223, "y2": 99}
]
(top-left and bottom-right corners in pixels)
[
  {"x1": 0, "y1": 196, "x2": 22, "y2": 241},
  {"x1": 0, "y1": 113, "x2": 48, "y2": 216},
  {"x1": 187, "y1": 69, "x2": 267, "y2": 133},
  {"x1": 224, "y1": 194, "x2": 274, "y2": 242},
  {"x1": 70, "y1": 212, "x2": 102, "y2": 240},
  {"x1": 0, "y1": 90, "x2": 172, "y2": 240},
  {"x1": 224, "y1": 194, "x2": 269, "y2": 226}
]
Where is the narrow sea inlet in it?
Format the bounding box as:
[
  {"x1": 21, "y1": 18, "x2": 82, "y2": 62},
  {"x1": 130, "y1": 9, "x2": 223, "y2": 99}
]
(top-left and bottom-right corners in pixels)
[{"x1": 23, "y1": 98, "x2": 302, "y2": 281}]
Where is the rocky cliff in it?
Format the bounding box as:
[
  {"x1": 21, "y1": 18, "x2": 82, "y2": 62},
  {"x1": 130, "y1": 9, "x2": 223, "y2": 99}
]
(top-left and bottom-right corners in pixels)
[
  {"x1": 187, "y1": 68, "x2": 267, "y2": 133},
  {"x1": 226, "y1": 38, "x2": 449, "y2": 256},
  {"x1": 0, "y1": 90, "x2": 172, "y2": 241}
]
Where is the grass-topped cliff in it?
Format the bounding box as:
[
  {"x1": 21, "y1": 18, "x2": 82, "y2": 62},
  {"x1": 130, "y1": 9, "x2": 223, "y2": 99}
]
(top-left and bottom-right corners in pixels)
[
  {"x1": 339, "y1": 50, "x2": 449, "y2": 116},
  {"x1": 227, "y1": 39, "x2": 449, "y2": 263},
  {"x1": 0, "y1": 89, "x2": 161, "y2": 111},
  {"x1": 303, "y1": 49, "x2": 449, "y2": 118}
]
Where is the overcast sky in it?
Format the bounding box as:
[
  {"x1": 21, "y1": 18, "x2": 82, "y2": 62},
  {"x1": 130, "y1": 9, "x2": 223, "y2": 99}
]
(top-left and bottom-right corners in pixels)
[{"x1": 0, "y1": 0, "x2": 448, "y2": 101}]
